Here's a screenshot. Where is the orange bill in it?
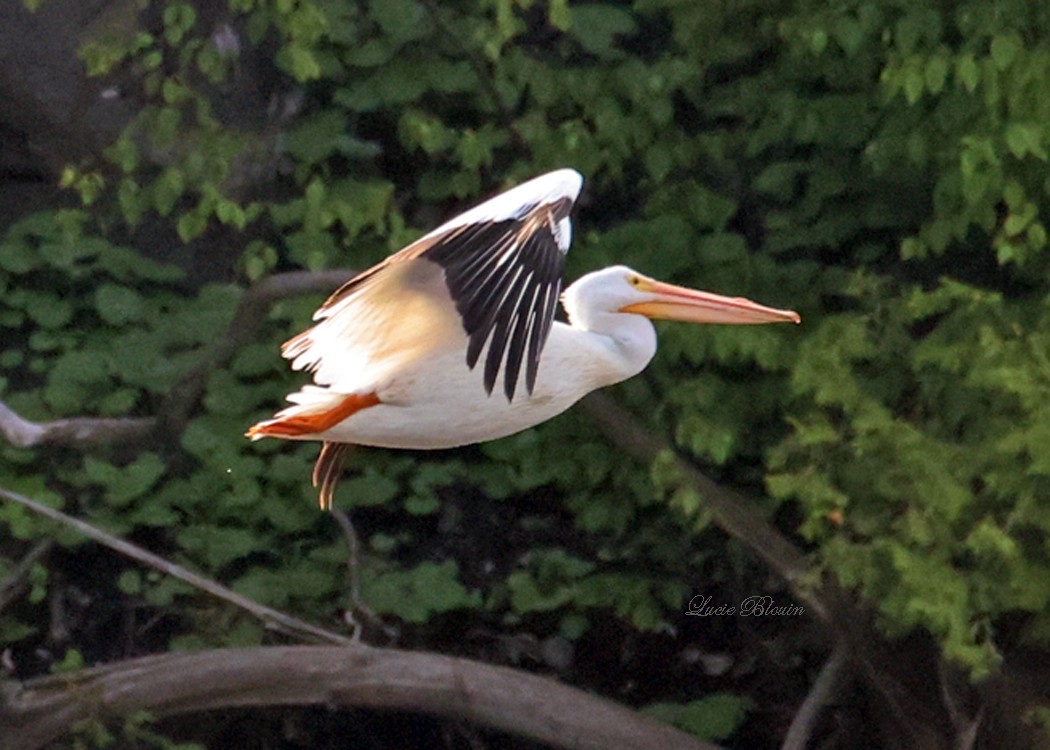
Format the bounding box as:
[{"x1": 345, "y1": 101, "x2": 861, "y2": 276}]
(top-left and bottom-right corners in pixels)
[{"x1": 619, "y1": 277, "x2": 800, "y2": 325}]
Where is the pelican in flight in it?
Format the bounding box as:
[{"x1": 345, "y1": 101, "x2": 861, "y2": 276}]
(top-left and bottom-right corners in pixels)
[{"x1": 248, "y1": 170, "x2": 800, "y2": 508}]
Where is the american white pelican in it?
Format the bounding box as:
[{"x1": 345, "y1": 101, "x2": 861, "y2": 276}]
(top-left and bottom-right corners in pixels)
[{"x1": 248, "y1": 170, "x2": 800, "y2": 508}]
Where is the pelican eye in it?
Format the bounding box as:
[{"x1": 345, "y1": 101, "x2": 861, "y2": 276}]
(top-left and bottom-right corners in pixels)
[{"x1": 628, "y1": 275, "x2": 642, "y2": 287}]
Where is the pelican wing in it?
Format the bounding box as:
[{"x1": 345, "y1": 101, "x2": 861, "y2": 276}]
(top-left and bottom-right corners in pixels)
[{"x1": 285, "y1": 169, "x2": 583, "y2": 401}]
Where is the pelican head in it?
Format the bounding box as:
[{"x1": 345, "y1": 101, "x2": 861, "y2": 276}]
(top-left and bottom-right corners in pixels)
[{"x1": 562, "y1": 265, "x2": 800, "y2": 330}]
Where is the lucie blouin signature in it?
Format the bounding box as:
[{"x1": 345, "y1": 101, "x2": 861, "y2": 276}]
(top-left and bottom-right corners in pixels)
[{"x1": 685, "y1": 594, "x2": 805, "y2": 617}]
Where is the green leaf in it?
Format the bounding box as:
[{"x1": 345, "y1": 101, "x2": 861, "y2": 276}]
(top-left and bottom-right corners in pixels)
[
  {"x1": 338, "y1": 469, "x2": 401, "y2": 507},
  {"x1": 343, "y1": 38, "x2": 397, "y2": 67},
  {"x1": 809, "y1": 28, "x2": 828, "y2": 55},
  {"x1": 832, "y1": 17, "x2": 863, "y2": 56},
  {"x1": 178, "y1": 525, "x2": 264, "y2": 568},
  {"x1": 95, "y1": 283, "x2": 144, "y2": 325},
  {"x1": 113, "y1": 453, "x2": 167, "y2": 504},
  {"x1": 645, "y1": 694, "x2": 751, "y2": 742},
  {"x1": 1004, "y1": 122, "x2": 1047, "y2": 160},
  {"x1": 176, "y1": 209, "x2": 208, "y2": 241},
  {"x1": 153, "y1": 168, "x2": 186, "y2": 216},
  {"x1": 162, "y1": 2, "x2": 197, "y2": 46},
  {"x1": 285, "y1": 111, "x2": 350, "y2": 164},
  {"x1": 1003, "y1": 205, "x2": 1035, "y2": 236},
  {"x1": 23, "y1": 292, "x2": 73, "y2": 328},
  {"x1": 956, "y1": 53, "x2": 978, "y2": 92},
  {"x1": 506, "y1": 570, "x2": 574, "y2": 613},
  {"x1": 369, "y1": 0, "x2": 424, "y2": 42},
  {"x1": 568, "y1": 5, "x2": 636, "y2": 56},
  {"x1": 161, "y1": 77, "x2": 191, "y2": 104},
  {"x1": 403, "y1": 493, "x2": 439, "y2": 515},
  {"x1": 117, "y1": 570, "x2": 143, "y2": 595},
  {"x1": 278, "y1": 43, "x2": 322, "y2": 81},
  {"x1": 0, "y1": 237, "x2": 37, "y2": 272},
  {"x1": 903, "y1": 61, "x2": 924, "y2": 104},
  {"x1": 50, "y1": 349, "x2": 108, "y2": 385},
  {"x1": 925, "y1": 55, "x2": 948, "y2": 94},
  {"x1": 398, "y1": 109, "x2": 454, "y2": 154},
  {"x1": 117, "y1": 178, "x2": 145, "y2": 224},
  {"x1": 50, "y1": 648, "x2": 85, "y2": 674},
  {"x1": 990, "y1": 33, "x2": 1021, "y2": 71},
  {"x1": 85, "y1": 453, "x2": 166, "y2": 505},
  {"x1": 549, "y1": 0, "x2": 571, "y2": 31},
  {"x1": 1027, "y1": 222, "x2": 1047, "y2": 250}
]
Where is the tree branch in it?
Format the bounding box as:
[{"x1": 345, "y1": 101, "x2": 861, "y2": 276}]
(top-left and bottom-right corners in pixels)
[
  {"x1": 329, "y1": 507, "x2": 398, "y2": 642},
  {"x1": 0, "y1": 269, "x2": 354, "y2": 451},
  {"x1": 579, "y1": 391, "x2": 831, "y2": 621},
  {"x1": 0, "y1": 645, "x2": 721, "y2": 750},
  {"x1": 780, "y1": 641, "x2": 850, "y2": 750},
  {"x1": 0, "y1": 268, "x2": 950, "y2": 746},
  {"x1": 160, "y1": 269, "x2": 353, "y2": 430},
  {"x1": 576, "y1": 394, "x2": 950, "y2": 744},
  {"x1": 0, "y1": 400, "x2": 153, "y2": 449},
  {"x1": 0, "y1": 486, "x2": 353, "y2": 647}
]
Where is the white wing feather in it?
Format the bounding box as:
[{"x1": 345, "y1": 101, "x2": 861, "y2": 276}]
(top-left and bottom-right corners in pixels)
[{"x1": 280, "y1": 169, "x2": 583, "y2": 398}]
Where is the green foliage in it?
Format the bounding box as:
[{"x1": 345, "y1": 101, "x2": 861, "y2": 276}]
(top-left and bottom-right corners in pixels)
[
  {"x1": 362, "y1": 560, "x2": 480, "y2": 624},
  {"x1": 763, "y1": 1, "x2": 1050, "y2": 678},
  {"x1": 119, "y1": 710, "x2": 207, "y2": 750},
  {"x1": 645, "y1": 694, "x2": 751, "y2": 743},
  {"x1": 50, "y1": 647, "x2": 85, "y2": 673}
]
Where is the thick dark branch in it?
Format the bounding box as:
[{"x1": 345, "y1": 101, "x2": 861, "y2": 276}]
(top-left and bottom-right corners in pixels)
[
  {"x1": 1, "y1": 646, "x2": 720, "y2": 750},
  {"x1": 0, "y1": 0, "x2": 134, "y2": 175},
  {"x1": 579, "y1": 392, "x2": 830, "y2": 621},
  {"x1": 576, "y1": 395, "x2": 964, "y2": 746}
]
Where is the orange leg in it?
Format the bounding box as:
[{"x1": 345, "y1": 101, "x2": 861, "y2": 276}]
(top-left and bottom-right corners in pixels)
[{"x1": 313, "y1": 442, "x2": 353, "y2": 510}]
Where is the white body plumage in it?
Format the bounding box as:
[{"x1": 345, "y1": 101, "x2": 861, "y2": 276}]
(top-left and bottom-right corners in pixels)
[{"x1": 292, "y1": 267, "x2": 659, "y2": 448}]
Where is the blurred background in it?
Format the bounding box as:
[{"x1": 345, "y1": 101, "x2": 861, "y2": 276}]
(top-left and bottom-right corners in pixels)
[{"x1": 2, "y1": 0, "x2": 1050, "y2": 747}]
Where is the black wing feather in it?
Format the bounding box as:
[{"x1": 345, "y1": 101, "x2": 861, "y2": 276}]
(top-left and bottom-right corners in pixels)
[
  {"x1": 522, "y1": 224, "x2": 562, "y2": 393},
  {"x1": 482, "y1": 265, "x2": 530, "y2": 395},
  {"x1": 503, "y1": 274, "x2": 540, "y2": 400},
  {"x1": 424, "y1": 198, "x2": 572, "y2": 400}
]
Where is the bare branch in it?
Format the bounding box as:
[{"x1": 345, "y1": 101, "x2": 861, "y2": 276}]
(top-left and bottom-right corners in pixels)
[
  {"x1": 0, "y1": 269, "x2": 354, "y2": 452},
  {"x1": 937, "y1": 656, "x2": 982, "y2": 750},
  {"x1": 0, "y1": 400, "x2": 154, "y2": 449},
  {"x1": 328, "y1": 508, "x2": 398, "y2": 643},
  {"x1": 780, "y1": 641, "x2": 850, "y2": 750},
  {"x1": 0, "y1": 486, "x2": 353, "y2": 646},
  {"x1": 1, "y1": 645, "x2": 721, "y2": 750}
]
